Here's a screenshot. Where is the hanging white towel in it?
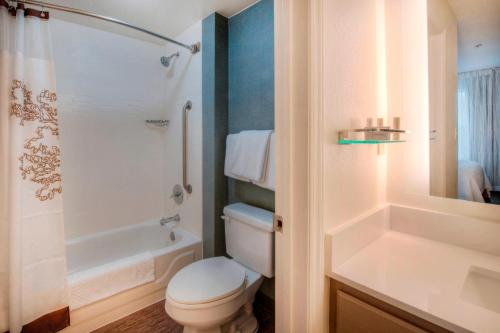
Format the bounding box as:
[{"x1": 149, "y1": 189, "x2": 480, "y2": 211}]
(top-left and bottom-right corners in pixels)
[
  {"x1": 225, "y1": 130, "x2": 272, "y2": 182},
  {"x1": 254, "y1": 132, "x2": 275, "y2": 191},
  {"x1": 224, "y1": 134, "x2": 250, "y2": 181}
]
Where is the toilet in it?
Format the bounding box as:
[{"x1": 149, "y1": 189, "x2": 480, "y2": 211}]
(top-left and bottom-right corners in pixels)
[{"x1": 165, "y1": 203, "x2": 274, "y2": 333}]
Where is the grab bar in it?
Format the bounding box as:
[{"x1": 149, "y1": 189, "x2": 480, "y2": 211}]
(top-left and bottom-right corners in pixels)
[{"x1": 183, "y1": 101, "x2": 193, "y2": 193}]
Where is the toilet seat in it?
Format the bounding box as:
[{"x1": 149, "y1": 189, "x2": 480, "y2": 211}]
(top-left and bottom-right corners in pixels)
[{"x1": 167, "y1": 257, "x2": 247, "y2": 305}]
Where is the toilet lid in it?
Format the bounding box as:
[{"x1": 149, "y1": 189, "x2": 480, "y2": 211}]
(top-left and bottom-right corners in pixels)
[{"x1": 167, "y1": 257, "x2": 247, "y2": 305}]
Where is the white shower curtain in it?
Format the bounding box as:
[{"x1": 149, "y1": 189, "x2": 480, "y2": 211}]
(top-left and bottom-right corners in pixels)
[
  {"x1": 0, "y1": 3, "x2": 69, "y2": 332},
  {"x1": 457, "y1": 69, "x2": 496, "y2": 187}
]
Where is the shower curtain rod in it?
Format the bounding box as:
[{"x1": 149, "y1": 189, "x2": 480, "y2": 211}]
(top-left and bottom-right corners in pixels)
[{"x1": 13, "y1": 0, "x2": 201, "y2": 54}]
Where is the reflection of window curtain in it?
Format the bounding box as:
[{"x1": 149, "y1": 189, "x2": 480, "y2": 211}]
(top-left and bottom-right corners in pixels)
[{"x1": 457, "y1": 69, "x2": 496, "y2": 187}]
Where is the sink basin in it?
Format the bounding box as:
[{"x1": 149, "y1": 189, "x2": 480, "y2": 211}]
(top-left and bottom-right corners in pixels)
[{"x1": 461, "y1": 266, "x2": 500, "y2": 314}]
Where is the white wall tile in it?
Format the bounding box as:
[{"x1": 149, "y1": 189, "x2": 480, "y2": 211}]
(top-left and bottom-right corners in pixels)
[
  {"x1": 161, "y1": 22, "x2": 203, "y2": 239},
  {"x1": 51, "y1": 19, "x2": 202, "y2": 239}
]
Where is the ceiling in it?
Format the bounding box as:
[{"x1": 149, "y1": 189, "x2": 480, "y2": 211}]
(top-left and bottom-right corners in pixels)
[
  {"x1": 447, "y1": 0, "x2": 500, "y2": 72},
  {"x1": 47, "y1": 0, "x2": 259, "y2": 45}
]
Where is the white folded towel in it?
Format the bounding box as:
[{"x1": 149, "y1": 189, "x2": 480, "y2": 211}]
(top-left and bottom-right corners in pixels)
[
  {"x1": 254, "y1": 132, "x2": 275, "y2": 191},
  {"x1": 225, "y1": 130, "x2": 272, "y2": 182},
  {"x1": 68, "y1": 252, "x2": 155, "y2": 310}
]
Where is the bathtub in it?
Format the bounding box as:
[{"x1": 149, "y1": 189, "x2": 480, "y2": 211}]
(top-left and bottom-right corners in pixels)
[{"x1": 63, "y1": 220, "x2": 202, "y2": 333}]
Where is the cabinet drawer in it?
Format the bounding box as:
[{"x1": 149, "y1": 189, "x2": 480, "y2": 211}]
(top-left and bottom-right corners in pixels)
[
  {"x1": 337, "y1": 291, "x2": 427, "y2": 333},
  {"x1": 330, "y1": 279, "x2": 452, "y2": 333}
]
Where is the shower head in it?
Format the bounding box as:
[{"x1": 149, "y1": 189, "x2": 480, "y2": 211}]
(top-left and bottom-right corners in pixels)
[{"x1": 161, "y1": 52, "x2": 180, "y2": 67}]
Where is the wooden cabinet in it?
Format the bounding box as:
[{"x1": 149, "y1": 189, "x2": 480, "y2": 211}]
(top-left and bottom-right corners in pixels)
[
  {"x1": 336, "y1": 291, "x2": 426, "y2": 333},
  {"x1": 330, "y1": 280, "x2": 452, "y2": 333}
]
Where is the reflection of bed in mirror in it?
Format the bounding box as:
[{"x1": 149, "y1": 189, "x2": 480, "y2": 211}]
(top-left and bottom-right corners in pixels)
[
  {"x1": 427, "y1": 0, "x2": 500, "y2": 208},
  {"x1": 458, "y1": 160, "x2": 492, "y2": 203}
]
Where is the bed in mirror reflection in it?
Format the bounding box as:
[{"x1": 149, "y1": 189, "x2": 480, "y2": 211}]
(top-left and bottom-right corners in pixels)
[{"x1": 428, "y1": 0, "x2": 500, "y2": 205}]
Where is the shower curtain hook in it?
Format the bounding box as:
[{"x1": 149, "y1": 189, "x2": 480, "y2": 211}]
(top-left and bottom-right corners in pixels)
[
  {"x1": 7, "y1": 0, "x2": 15, "y2": 12},
  {"x1": 40, "y1": 0, "x2": 46, "y2": 18}
]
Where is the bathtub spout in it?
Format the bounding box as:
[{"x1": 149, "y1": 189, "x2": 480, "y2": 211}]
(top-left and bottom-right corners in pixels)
[{"x1": 160, "y1": 214, "x2": 180, "y2": 226}]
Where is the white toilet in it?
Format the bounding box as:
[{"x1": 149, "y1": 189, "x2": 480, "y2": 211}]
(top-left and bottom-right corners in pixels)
[{"x1": 165, "y1": 202, "x2": 274, "y2": 333}]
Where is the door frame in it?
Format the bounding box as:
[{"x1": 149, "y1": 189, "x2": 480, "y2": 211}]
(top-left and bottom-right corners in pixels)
[
  {"x1": 274, "y1": 0, "x2": 327, "y2": 331},
  {"x1": 428, "y1": 30, "x2": 447, "y2": 197}
]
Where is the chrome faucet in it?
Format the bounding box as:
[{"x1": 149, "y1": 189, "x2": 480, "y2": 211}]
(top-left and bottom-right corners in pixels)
[{"x1": 160, "y1": 214, "x2": 180, "y2": 226}]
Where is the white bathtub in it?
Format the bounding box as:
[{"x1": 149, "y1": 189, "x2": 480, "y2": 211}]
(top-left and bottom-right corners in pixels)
[{"x1": 63, "y1": 220, "x2": 202, "y2": 333}]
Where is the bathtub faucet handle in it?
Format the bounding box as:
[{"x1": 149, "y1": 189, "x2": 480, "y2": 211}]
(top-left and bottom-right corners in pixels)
[{"x1": 160, "y1": 214, "x2": 180, "y2": 226}]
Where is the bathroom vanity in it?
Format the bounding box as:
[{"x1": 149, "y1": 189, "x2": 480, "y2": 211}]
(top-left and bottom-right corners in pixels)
[
  {"x1": 330, "y1": 279, "x2": 451, "y2": 333},
  {"x1": 326, "y1": 205, "x2": 500, "y2": 333},
  {"x1": 316, "y1": 0, "x2": 500, "y2": 332}
]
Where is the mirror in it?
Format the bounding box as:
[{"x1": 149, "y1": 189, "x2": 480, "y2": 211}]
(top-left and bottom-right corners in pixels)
[{"x1": 428, "y1": 0, "x2": 500, "y2": 205}]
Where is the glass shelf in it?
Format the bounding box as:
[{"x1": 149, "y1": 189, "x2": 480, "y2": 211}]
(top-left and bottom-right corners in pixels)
[
  {"x1": 338, "y1": 122, "x2": 409, "y2": 145},
  {"x1": 338, "y1": 139, "x2": 406, "y2": 145}
]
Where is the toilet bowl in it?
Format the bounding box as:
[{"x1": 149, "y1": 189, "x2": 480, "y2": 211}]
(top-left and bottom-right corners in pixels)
[
  {"x1": 165, "y1": 257, "x2": 263, "y2": 333},
  {"x1": 165, "y1": 203, "x2": 274, "y2": 333}
]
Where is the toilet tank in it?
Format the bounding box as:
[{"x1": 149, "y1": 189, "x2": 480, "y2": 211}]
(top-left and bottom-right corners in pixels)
[{"x1": 223, "y1": 203, "x2": 274, "y2": 278}]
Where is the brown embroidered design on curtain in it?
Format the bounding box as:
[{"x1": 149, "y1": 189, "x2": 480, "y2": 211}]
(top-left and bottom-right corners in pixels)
[{"x1": 10, "y1": 80, "x2": 62, "y2": 201}]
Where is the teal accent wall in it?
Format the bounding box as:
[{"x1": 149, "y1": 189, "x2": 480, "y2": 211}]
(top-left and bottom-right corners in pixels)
[
  {"x1": 202, "y1": 0, "x2": 275, "y2": 258},
  {"x1": 202, "y1": 13, "x2": 228, "y2": 257},
  {"x1": 228, "y1": 0, "x2": 275, "y2": 211}
]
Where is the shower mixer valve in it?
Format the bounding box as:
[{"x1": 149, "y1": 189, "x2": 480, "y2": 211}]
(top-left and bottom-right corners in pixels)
[{"x1": 171, "y1": 184, "x2": 184, "y2": 204}]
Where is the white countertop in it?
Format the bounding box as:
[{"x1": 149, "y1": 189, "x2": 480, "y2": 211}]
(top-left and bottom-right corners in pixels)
[{"x1": 328, "y1": 230, "x2": 500, "y2": 333}]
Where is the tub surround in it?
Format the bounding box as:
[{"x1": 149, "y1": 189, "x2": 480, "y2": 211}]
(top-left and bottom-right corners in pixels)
[
  {"x1": 53, "y1": 17, "x2": 167, "y2": 239},
  {"x1": 327, "y1": 205, "x2": 500, "y2": 333},
  {"x1": 55, "y1": 18, "x2": 203, "y2": 240},
  {"x1": 63, "y1": 224, "x2": 201, "y2": 333},
  {"x1": 66, "y1": 222, "x2": 200, "y2": 310}
]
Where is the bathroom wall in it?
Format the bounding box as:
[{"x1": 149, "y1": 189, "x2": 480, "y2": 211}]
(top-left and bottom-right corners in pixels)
[
  {"x1": 322, "y1": 0, "x2": 500, "y2": 230},
  {"x1": 202, "y1": 13, "x2": 229, "y2": 257},
  {"x1": 385, "y1": 0, "x2": 430, "y2": 203},
  {"x1": 228, "y1": 0, "x2": 275, "y2": 211},
  {"x1": 323, "y1": 0, "x2": 387, "y2": 231},
  {"x1": 161, "y1": 22, "x2": 203, "y2": 240},
  {"x1": 52, "y1": 18, "x2": 203, "y2": 239},
  {"x1": 202, "y1": 0, "x2": 275, "y2": 256}
]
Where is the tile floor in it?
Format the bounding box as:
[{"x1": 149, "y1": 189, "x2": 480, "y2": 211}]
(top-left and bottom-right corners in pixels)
[{"x1": 92, "y1": 292, "x2": 275, "y2": 333}]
